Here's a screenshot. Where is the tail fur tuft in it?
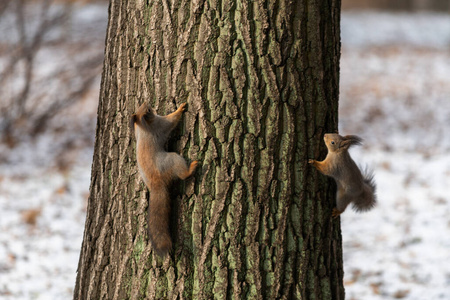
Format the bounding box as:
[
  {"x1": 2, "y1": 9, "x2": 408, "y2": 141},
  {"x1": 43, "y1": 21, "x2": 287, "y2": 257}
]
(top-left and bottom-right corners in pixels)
[
  {"x1": 342, "y1": 135, "x2": 363, "y2": 149},
  {"x1": 352, "y1": 167, "x2": 377, "y2": 212}
]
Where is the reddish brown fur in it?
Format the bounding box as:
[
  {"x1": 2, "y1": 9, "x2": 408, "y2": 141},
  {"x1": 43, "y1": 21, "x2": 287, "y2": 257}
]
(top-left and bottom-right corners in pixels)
[{"x1": 130, "y1": 102, "x2": 197, "y2": 256}]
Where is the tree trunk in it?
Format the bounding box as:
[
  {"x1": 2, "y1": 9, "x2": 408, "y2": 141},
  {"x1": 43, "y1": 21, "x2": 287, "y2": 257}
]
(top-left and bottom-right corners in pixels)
[{"x1": 74, "y1": 0, "x2": 343, "y2": 299}]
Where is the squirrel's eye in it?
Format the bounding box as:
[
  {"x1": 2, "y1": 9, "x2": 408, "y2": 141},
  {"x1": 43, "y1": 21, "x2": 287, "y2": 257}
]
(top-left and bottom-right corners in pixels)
[{"x1": 331, "y1": 141, "x2": 335, "y2": 145}]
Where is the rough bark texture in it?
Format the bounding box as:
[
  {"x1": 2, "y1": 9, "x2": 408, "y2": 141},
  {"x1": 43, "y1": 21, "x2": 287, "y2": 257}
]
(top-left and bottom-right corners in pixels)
[{"x1": 74, "y1": 0, "x2": 343, "y2": 299}]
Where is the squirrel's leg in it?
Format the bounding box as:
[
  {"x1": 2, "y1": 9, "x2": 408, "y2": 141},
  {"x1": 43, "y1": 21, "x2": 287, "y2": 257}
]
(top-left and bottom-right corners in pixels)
[
  {"x1": 333, "y1": 189, "x2": 352, "y2": 218},
  {"x1": 182, "y1": 161, "x2": 198, "y2": 179},
  {"x1": 332, "y1": 208, "x2": 342, "y2": 218},
  {"x1": 167, "y1": 153, "x2": 198, "y2": 180},
  {"x1": 308, "y1": 159, "x2": 329, "y2": 175},
  {"x1": 164, "y1": 103, "x2": 187, "y2": 130}
]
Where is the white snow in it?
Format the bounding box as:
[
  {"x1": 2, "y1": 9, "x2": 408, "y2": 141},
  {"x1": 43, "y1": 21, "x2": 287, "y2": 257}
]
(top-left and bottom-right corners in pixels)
[
  {"x1": 0, "y1": 4, "x2": 449, "y2": 299},
  {"x1": 0, "y1": 154, "x2": 91, "y2": 299}
]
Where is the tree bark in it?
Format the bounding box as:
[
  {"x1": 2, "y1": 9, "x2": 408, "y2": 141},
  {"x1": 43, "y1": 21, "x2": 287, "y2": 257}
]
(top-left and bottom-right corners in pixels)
[{"x1": 75, "y1": 0, "x2": 343, "y2": 299}]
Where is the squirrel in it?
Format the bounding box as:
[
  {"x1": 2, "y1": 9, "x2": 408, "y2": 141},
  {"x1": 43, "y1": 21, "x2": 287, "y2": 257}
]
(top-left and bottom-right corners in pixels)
[
  {"x1": 130, "y1": 102, "x2": 197, "y2": 257},
  {"x1": 308, "y1": 133, "x2": 376, "y2": 218}
]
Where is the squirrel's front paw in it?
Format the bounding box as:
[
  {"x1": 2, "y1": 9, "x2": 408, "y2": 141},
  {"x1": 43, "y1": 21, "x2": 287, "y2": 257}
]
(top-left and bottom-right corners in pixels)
[
  {"x1": 332, "y1": 208, "x2": 342, "y2": 218},
  {"x1": 308, "y1": 159, "x2": 315, "y2": 164},
  {"x1": 178, "y1": 103, "x2": 187, "y2": 112}
]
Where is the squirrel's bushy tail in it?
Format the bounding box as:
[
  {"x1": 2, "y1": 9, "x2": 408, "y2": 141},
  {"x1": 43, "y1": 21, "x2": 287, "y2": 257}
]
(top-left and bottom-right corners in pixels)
[
  {"x1": 148, "y1": 181, "x2": 172, "y2": 257},
  {"x1": 352, "y1": 168, "x2": 377, "y2": 212}
]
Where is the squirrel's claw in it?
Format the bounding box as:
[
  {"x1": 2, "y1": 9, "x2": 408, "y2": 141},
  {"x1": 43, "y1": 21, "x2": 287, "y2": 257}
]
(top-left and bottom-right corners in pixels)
[
  {"x1": 332, "y1": 208, "x2": 342, "y2": 218},
  {"x1": 178, "y1": 103, "x2": 187, "y2": 112},
  {"x1": 190, "y1": 160, "x2": 198, "y2": 170}
]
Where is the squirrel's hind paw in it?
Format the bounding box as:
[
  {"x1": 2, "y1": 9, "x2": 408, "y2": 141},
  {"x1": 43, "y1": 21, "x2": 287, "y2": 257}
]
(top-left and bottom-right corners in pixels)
[
  {"x1": 188, "y1": 161, "x2": 198, "y2": 175},
  {"x1": 178, "y1": 103, "x2": 187, "y2": 112}
]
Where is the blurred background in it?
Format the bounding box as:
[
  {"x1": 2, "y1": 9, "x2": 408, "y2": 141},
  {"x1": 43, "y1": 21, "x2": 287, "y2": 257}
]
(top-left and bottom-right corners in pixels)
[
  {"x1": 0, "y1": 0, "x2": 449, "y2": 299},
  {"x1": 341, "y1": 1, "x2": 450, "y2": 300}
]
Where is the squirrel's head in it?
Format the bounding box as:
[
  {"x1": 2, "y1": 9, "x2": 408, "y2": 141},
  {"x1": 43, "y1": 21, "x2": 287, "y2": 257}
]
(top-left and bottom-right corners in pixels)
[
  {"x1": 130, "y1": 102, "x2": 155, "y2": 133},
  {"x1": 324, "y1": 133, "x2": 362, "y2": 152}
]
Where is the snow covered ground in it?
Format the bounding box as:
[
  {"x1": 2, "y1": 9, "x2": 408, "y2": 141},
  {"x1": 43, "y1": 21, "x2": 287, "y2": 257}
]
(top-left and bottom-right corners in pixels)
[{"x1": 0, "y1": 4, "x2": 449, "y2": 299}]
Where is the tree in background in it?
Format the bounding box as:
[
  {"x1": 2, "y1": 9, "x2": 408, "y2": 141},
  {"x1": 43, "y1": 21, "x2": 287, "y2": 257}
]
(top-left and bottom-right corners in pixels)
[
  {"x1": 75, "y1": 0, "x2": 343, "y2": 299},
  {"x1": 0, "y1": 0, "x2": 102, "y2": 146}
]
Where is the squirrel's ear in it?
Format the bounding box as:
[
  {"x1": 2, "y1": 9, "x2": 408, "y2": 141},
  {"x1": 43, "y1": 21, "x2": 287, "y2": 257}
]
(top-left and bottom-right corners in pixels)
[
  {"x1": 140, "y1": 113, "x2": 154, "y2": 131},
  {"x1": 341, "y1": 135, "x2": 363, "y2": 149},
  {"x1": 146, "y1": 106, "x2": 155, "y2": 115}
]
